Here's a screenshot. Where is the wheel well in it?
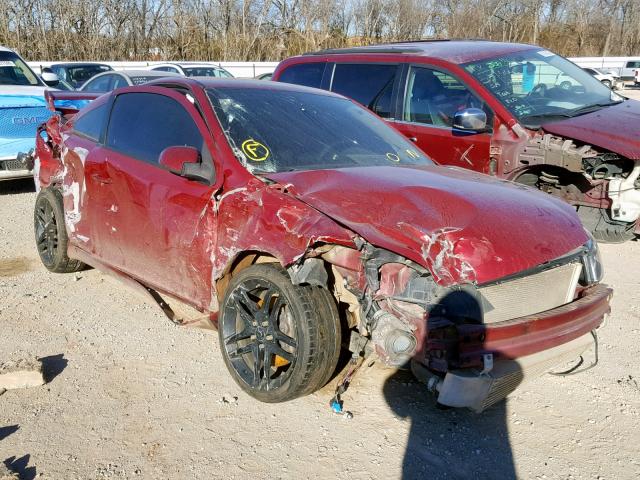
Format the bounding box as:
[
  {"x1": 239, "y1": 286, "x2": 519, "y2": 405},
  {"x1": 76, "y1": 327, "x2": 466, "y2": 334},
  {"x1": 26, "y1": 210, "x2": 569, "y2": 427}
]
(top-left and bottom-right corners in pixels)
[
  {"x1": 513, "y1": 165, "x2": 593, "y2": 191},
  {"x1": 215, "y1": 251, "x2": 280, "y2": 302}
]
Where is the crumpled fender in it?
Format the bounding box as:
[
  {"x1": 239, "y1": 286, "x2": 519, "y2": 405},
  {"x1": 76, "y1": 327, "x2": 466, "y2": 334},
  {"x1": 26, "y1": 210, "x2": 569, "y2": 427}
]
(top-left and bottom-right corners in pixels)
[{"x1": 209, "y1": 178, "x2": 357, "y2": 305}]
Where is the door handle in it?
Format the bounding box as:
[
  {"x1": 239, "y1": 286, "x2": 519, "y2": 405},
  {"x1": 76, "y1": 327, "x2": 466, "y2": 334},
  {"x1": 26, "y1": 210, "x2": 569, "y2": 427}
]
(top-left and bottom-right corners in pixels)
[
  {"x1": 407, "y1": 137, "x2": 418, "y2": 143},
  {"x1": 91, "y1": 173, "x2": 112, "y2": 184}
]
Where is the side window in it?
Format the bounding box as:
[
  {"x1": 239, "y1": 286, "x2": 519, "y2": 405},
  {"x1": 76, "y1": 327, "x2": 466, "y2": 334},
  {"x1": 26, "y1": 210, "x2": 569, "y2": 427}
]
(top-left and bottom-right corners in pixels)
[
  {"x1": 84, "y1": 74, "x2": 113, "y2": 92},
  {"x1": 52, "y1": 67, "x2": 66, "y2": 81},
  {"x1": 330, "y1": 64, "x2": 397, "y2": 119},
  {"x1": 112, "y1": 75, "x2": 128, "y2": 89},
  {"x1": 106, "y1": 93, "x2": 205, "y2": 165},
  {"x1": 279, "y1": 63, "x2": 325, "y2": 88},
  {"x1": 74, "y1": 103, "x2": 107, "y2": 141},
  {"x1": 626, "y1": 61, "x2": 640, "y2": 68},
  {"x1": 403, "y1": 66, "x2": 487, "y2": 128}
]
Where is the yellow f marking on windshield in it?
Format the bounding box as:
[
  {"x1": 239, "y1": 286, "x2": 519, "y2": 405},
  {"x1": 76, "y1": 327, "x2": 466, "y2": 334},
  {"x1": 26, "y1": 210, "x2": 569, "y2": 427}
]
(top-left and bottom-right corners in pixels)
[{"x1": 241, "y1": 139, "x2": 270, "y2": 162}]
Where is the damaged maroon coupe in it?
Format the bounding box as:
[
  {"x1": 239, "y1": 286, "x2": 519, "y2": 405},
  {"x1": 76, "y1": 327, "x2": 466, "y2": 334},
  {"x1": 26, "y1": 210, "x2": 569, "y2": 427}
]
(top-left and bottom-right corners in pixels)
[{"x1": 32, "y1": 79, "x2": 611, "y2": 411}]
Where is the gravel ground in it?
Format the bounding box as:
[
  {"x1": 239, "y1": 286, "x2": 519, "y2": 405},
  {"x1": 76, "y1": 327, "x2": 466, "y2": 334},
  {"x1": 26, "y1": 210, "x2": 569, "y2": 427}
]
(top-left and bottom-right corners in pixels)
[{"x1": 1, "y1": 124, "x2": 640, "y2": 478}]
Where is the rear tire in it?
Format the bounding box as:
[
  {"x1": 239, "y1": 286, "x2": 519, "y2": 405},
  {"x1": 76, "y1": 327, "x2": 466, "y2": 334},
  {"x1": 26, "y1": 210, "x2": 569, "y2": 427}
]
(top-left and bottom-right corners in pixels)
[
  {"x1": 34, "y1": 188, "x2": 85, "y2": 273},
  {"x1": 577, "y1": 205, "x2": 636, "y2": 243},
  {"x1": 219, "y1": 263, "x2": 341, "y2": 402}
]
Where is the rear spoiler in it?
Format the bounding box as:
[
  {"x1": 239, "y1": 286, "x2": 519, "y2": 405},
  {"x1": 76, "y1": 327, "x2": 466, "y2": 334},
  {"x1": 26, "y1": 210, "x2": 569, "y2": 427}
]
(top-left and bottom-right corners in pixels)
[{"x1": 44, "y1": 90, "x2": 101, "y2": 116}]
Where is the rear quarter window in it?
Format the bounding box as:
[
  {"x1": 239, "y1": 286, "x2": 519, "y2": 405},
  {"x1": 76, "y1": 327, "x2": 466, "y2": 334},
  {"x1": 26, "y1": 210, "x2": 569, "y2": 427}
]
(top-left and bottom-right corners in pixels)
[
  {"x1": 83, "y1": 75, "x2": 113, "y2": 92},
  {"x1": 73, "y1": 103, "x2": 108, "y2": 141},
  {"x1": 330, "y1": 63, "x2": 397, "y2": 118},
  {"x1": 278, "y1": 63, "x2": 325, "y2": 88}
]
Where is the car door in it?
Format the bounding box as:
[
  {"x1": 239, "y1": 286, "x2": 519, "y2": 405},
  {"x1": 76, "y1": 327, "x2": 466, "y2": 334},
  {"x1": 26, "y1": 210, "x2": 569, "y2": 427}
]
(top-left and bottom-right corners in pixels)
[
  {"x1": 99, "y1": 89, "x2": 217, "y2": 306},
  {"x1": 392, "y1": 65, "x2": 493, "y2": 172}
]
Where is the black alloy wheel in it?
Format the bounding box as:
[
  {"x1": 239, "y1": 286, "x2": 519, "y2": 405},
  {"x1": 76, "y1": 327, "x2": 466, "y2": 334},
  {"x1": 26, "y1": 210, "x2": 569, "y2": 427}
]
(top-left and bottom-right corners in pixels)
[
  {"x1": 219, "y1": 264, "x2": 341, "y2": 402},
  {"x1": 34, "y1": 189, "x2": 85, "y2": 273},
  {"x1": 222, "y1": 278, "x2": 298, "y2": 392}
]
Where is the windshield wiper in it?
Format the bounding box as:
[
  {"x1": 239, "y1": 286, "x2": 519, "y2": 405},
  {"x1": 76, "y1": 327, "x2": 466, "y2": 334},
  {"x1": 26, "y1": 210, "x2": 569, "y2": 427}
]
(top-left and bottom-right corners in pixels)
[
  {"x1": 521, "y1": 112, "x2": 573, "y2": 121},
  {"x1": 569, "y1": 101, "x2": 623, "y2": 117},
  {"x1": 520, "y1": 112, "x2": 573, "y2": 127}
]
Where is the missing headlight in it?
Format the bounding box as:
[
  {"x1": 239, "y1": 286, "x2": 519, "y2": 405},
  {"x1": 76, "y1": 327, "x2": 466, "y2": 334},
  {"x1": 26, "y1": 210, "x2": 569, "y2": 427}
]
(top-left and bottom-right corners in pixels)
[{"x1": 580, "y1": 231, "x2": 604, "y2": 285}]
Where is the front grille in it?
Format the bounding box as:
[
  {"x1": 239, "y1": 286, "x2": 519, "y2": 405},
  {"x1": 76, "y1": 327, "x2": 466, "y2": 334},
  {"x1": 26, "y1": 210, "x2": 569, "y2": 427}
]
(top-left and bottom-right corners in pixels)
[
  {"x1": 1, "y1": 159, "x2": 25, "y2": 171},
  {"x1": 478, "y1": 262, "x2": 582, "y2": 324},
  {"x1": 0, "y1": 105, "x2": 51, "y2": 138}
]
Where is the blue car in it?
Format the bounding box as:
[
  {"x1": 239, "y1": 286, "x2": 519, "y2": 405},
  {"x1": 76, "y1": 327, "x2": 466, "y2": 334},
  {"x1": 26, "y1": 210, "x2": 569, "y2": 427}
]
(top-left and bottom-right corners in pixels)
[{"x1": 0, "y1": 46, "x2": 54, "y2": 181}]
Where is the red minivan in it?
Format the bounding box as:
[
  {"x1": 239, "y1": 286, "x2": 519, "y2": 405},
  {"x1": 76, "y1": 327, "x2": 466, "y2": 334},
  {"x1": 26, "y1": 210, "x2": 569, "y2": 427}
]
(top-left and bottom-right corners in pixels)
[{"x1": 274, "y1": 40, "x2": 640, "y2": 243}]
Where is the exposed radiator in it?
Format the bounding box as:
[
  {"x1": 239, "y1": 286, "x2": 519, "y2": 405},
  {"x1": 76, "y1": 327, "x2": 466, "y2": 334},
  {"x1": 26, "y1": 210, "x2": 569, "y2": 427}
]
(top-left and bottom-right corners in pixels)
[{"x1": 478, "y1": 262, "x2": 582, "y2": 324}]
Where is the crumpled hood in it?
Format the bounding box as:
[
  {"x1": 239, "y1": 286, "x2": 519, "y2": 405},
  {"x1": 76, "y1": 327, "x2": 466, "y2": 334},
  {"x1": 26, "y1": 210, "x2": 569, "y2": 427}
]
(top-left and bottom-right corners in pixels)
[
  {"x1": 268, "y1": 166, "x2": 587, "y2": 286},
  {"x1": 541, "y1": 99, "x2": 640, "y2": 160}
]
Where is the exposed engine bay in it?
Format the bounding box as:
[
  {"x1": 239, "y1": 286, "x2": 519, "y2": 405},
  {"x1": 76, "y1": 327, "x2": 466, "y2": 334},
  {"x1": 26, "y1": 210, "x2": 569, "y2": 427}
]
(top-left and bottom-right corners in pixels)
[
  {"x1": 509, "y1": 133, "x2": 640, "y2": 242},
  {"x1": 290, "y1": 238, "x2": 610, "y2": 411}
]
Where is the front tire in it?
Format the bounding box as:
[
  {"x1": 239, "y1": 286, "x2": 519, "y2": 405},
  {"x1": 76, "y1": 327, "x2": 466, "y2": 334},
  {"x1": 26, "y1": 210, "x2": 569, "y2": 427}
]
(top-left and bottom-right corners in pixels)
[
  {"x1": 577, "y1": 205, "x2": 636, "y2": 243},
  {"x1": 34, "y1": 188, "x2": 85, "y2": 273},
  {"x1": 219, "y1": 263, "x2": 341, "y2": 402}
]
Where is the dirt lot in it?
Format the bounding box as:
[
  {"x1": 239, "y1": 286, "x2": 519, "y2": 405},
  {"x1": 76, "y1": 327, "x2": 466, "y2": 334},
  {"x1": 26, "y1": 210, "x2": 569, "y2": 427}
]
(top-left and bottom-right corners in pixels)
[{"x1": 1, "y1": 136, "x2": 640, "y2": 478}]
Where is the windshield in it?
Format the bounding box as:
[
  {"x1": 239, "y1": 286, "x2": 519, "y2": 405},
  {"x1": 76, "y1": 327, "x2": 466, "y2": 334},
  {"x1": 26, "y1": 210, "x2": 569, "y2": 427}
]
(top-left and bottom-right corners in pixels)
[
  {"x1": 464, "y1": 49, "x2": 623, "y2": 128},
  {"x1": 207, "y1": 87, "x2": 432, "y2": 174},
  {"x1": 66, "y1": 65, "x2": 111, "y2": 87},
  {"x1": 184, "y1": 67, "x2": 232, "y2": 78},
  {"x1": 0, "y1": 51, "x2": 42, "y2": 86}
]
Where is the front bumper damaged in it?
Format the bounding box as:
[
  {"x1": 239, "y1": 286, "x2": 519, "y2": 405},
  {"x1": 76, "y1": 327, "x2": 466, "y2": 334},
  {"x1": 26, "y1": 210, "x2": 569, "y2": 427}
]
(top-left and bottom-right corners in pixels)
[
  {"x1": 415, "y1": 284, "x2": 612, "y2": 411},
  {"x1": 0, "y1": 153, "x2": 33, "y2": 181},
  {"x1": 416, "y1": 332, "x2": 595, "y2": 412}
]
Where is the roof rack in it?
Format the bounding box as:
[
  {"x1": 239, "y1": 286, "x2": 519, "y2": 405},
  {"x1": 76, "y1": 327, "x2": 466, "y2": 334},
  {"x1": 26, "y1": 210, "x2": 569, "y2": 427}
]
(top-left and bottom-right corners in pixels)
[
  {"x1": 385, "y1": 39, "x2": 452, "y2": 44},
  {"x1": 304, "y1": 38, "x2": 501, "y2": 55},
  {"x1": 304, "y1": 38, "x2": 474, "y2": 55},
  {"x1": 386, "y1": 38, "x2": 495, "y2": 44},
  {"x1": 304, "y1": 46, "x2": 424, "y2": 56}
]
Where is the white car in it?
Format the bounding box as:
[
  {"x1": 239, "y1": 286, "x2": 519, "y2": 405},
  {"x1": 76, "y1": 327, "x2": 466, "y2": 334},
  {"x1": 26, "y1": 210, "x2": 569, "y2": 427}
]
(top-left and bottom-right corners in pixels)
[
  {"x1": 79, "y1": 69, "x2": 180, "y2": 93},
  {"x1": 582, "y1": 67, "x2": 620, "y2": 90},
  {"x1": 148, "y1": 62, "x2": 233, "y2": 78},
  {"x1": 0, "y1": 46, "x2": 60, "y2": 181}
]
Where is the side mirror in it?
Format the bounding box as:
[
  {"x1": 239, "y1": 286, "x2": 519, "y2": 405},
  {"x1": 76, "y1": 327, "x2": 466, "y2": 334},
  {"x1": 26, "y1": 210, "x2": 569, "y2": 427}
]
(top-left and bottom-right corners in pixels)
[
  {"x1": 159, "y1": 145, "x2": 214, "y2": 183},
  {"x1": 40, "y1": 71, "x2": 60, "y2": 86},
  {"x1": 453, "y1": 108, "x2": 487, "y2": 132},
  {"x1": 159, "y1": 146, "x2": 200, "y2": 174}
]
